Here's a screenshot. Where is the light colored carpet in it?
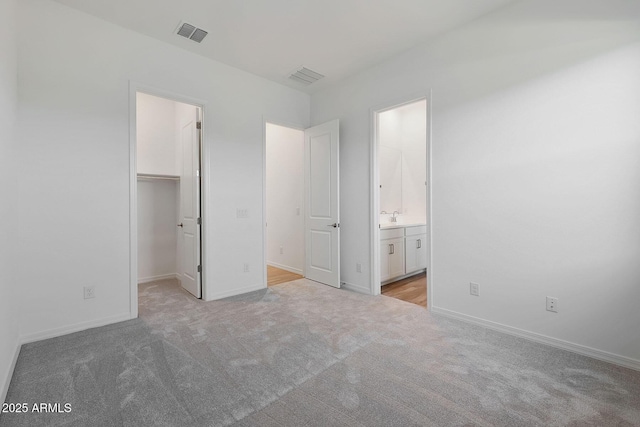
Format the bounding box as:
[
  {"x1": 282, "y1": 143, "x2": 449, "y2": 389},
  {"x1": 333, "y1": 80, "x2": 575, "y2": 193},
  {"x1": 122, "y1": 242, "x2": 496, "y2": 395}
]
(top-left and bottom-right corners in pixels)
[{"x1": 2, "y1": 278, "x2": 639, "y2": 426}]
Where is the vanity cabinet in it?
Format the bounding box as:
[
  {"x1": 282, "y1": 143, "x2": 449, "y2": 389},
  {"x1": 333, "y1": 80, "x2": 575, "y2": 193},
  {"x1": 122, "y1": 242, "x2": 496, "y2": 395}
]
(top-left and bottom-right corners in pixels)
[
  {"x1": 380, "y1": 228, "x2": 405, "y2": 282},
  {"x1": 380, "y1": 225, "x2": 426, "y2": 283}
]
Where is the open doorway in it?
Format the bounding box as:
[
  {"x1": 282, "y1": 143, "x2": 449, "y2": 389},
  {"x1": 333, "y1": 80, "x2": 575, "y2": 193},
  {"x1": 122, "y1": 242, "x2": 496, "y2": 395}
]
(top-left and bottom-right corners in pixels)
[
  {"x1": 372, "y1": 98, "x2": 430, "y2": 307},
  {"x1": 263, "y1": 120, "x2": 341, "y2": 289},
  {"x1": 265, "y1": 122, "x2": 305, "y2": 286},
  {"x1": 134, "y1": 91, "x2": 203, "y2": 305}
]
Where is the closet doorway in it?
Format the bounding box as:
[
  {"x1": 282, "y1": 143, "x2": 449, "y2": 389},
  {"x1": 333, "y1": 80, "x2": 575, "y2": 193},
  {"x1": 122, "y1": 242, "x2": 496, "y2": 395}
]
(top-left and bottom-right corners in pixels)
[
  {"x1": 371, "y1": 97, "x2": 431, "y2": 308},
  {"x1": 133, "y1": 90, "x2": 203, "y2": 306}
]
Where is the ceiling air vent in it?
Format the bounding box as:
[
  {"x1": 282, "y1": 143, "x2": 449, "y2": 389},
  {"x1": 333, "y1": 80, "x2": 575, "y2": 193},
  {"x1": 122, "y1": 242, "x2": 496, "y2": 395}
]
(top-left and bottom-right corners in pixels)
[
  {"x1": 289, "y1": 67, "x2": 324, "y2": 86},
  {"x1": 176, "y1": 22, "x2": 208, "y2": 43}
]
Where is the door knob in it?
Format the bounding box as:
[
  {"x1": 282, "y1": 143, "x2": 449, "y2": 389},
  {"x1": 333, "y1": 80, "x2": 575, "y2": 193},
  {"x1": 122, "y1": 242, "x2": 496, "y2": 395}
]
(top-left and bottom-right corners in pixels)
[
  {"x1": 177, "y1": 223, "x2": 184, "y2": 228},
  {"x1": 327, "y1": 223, "x2": 338, "y2": 228}
]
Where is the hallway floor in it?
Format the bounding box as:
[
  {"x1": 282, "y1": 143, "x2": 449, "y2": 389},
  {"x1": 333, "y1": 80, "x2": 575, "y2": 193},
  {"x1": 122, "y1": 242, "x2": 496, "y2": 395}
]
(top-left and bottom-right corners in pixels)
[{"x1": 267, "y1": 265, "x2": 303, "y2": 286}]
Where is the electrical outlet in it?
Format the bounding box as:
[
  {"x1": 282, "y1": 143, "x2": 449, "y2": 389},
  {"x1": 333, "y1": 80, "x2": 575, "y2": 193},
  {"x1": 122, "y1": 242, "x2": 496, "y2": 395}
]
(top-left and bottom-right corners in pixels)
[
  {"x1": 470, "y1": 282, "x2": 480, "y2": 296},
  {"x1": 236, "y1": 208, "x2": 248, "y2": 219},
  {"x1": 279, "y1": 246, "x2": 284, "y2": 254},
  {"x1": 546, "y1": 296, "x2": 558, "y2": 313},
  {"x1": 243, "y1": 263, "x2": 250, "y2": 273},
  {"x1": 84, "y1": 286, "x2": 95, "y2": 299},
  {"x1": 356, "y1": 263, "x2": 362, "y2": 273}
]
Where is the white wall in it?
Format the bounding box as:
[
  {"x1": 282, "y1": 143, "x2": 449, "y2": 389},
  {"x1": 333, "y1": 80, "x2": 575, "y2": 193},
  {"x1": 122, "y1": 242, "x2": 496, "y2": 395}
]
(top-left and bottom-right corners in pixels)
[
  {"x1": 136, "y1": 92, "x2": 180, "y2": 176},
  {"x1": 266, "y1": 123, "x2": 304, "y2": 274},
  {"x1": 312, "y1": 0, "x2": 640, "y2": 366},
  {"x1": 137, "y1": 179, "x2": 178, "y2": 281},
  {"x1": 16, "y1": 0, "x2": 309, "y2": 341},
  {"x1": 0, "y1": 0, "x2": 19, "y2": 403}
]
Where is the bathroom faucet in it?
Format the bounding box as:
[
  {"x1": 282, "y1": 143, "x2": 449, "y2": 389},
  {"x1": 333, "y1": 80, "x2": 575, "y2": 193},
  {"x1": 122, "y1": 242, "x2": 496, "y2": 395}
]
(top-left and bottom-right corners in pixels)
[{"x1": 391, "y1": 211, "x2": 399, "y2": 222}]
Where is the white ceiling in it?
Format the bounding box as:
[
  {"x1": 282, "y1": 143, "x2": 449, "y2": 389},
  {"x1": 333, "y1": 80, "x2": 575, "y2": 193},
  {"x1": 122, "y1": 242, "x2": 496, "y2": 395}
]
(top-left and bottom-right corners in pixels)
[{"x1": 54, "y1": 0, "x2": 516, "y2": 93}]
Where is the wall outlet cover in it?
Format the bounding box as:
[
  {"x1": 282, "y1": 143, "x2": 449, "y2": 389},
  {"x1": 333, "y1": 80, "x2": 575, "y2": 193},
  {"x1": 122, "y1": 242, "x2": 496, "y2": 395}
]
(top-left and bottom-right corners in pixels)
[
  {"x1": 546, "y1": 296, "x2": 559, "y2": 313},
  {"x1": 84, "y1": 286, "x2": 95, "y2": 299},
  {"x1": 470, "y1": 282, "x2": 480, "y2": 296}
]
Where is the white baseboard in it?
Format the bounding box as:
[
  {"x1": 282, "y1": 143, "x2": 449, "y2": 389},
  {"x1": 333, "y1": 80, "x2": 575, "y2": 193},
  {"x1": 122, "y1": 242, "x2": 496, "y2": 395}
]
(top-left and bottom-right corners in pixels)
[
  {"x1": 341, "y1": 281, "x2": 372, "y2": 295},
  {"x1": 431, "y1": 306, "x2": 640, "y2": 372},
  {"x1": 267, "y1": 262, "x2": 303, "y2": 275},
  {"x1": 207, "y1": 283, "x2": 266, "y2": 301},
  {"x1": 19, "y1": 312, "x2": 132, "y2": 346},
  {"x1": 137, "y1": 273, "x2": 177, "y2": 284},
  {"x1": 1, "y1": 338, "x2": 21, "y2": 404}
]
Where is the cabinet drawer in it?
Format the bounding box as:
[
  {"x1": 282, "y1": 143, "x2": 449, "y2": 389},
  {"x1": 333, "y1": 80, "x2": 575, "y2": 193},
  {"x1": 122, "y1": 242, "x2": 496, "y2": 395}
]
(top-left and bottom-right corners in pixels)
[
  {"x1": 381, "y1": 228, "x2": 404, "y2": 240},
  {"x1": 405, "y1": 225, "x2": 427, "y2": 236}
]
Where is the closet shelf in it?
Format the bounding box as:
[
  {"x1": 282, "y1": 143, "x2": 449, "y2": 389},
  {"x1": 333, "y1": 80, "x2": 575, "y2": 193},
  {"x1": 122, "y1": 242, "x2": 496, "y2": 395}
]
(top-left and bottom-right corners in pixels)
[{"x1": 137, "y1": 173, "x2": 180, "y2": 181}]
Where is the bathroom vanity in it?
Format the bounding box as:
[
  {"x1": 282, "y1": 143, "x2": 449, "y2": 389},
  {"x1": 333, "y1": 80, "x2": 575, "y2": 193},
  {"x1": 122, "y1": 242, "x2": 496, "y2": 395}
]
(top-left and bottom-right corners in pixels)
[{"x1": 380, "y1": 224, "x2": 427, "y2": 283}]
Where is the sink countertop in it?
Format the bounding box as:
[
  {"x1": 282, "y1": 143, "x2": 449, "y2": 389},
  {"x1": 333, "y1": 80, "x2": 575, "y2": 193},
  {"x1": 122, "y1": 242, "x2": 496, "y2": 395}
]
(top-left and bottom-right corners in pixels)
[{"x1": 380, "y1": 222, "x2": 426, "y2": 229}]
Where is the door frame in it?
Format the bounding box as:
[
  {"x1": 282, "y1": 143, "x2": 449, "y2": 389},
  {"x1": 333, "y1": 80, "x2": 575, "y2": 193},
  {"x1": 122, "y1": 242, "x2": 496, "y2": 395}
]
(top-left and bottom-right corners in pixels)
[
  {"x1": 261, "y1": 117, "x2": 307, "y2": 288},
  {"x1": 370, "y1": 92, "x2": 433, "y2": 310},
  {"x1": 129, "y1": 82, "x2": 208, "y2": 318}
]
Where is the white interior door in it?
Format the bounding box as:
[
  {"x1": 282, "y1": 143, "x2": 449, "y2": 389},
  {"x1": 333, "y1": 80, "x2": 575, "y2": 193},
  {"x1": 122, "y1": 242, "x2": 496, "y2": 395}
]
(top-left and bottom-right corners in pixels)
[
  {"x1": 179, "y1": 117, "x2": 201, "y2": 298},
  {"x1": 304, "y1": 120, "x2": 340, "y2": 288}
]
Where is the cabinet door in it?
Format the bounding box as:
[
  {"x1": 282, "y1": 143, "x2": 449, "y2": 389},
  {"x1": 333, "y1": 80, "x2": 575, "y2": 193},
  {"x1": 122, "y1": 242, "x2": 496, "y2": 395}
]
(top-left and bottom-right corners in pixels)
[
  {"x1": 388, "y1": 237, "x2": 405, "y2": 279},
  {"x1": 380, "y1": 240, "x2": 392, "y2": 282},
  {"x1": 405, "y1": 236, "x2": 419, "y2": 273},
  {"x1": 406, "y1": 234, "x2": 427, "y2": 273}
]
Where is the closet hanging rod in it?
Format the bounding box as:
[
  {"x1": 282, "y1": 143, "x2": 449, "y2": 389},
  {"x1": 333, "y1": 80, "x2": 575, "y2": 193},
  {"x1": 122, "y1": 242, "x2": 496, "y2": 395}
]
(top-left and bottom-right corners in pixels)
[{"x1": 137, "y1": 173, "x2": 180, "y2": 181}]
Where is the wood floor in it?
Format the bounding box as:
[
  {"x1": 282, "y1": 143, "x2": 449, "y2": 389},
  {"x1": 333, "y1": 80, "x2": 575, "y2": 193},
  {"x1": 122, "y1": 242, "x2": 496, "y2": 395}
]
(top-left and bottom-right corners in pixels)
[
  {"x1": 382, "y1": 272, "x2": 427, "y2": 307},
  {"x1": 267, "y1": 265, "x2": 304, "y2": 286}
]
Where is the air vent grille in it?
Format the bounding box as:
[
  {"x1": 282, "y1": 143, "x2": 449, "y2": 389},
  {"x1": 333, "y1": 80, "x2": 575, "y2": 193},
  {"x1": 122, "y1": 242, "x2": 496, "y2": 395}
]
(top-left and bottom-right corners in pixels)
[
  {"x1": 190, "y1": 28, "x2": 208, "y2": 43},
  {"x1": 176, "y1": 22, "x2": 208, "y2": 43},
  {"x1": 289, "y1": 67, "x2": 324, "y2": 86}
]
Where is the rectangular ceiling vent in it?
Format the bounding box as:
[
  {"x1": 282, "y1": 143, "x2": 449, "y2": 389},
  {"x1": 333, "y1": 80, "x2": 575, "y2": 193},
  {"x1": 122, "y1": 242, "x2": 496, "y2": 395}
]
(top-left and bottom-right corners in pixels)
[
  {"x1": 289, "y1": 67, "x2": 325, "y2": 86},
  {"x1": 176, "y1": 22, "x2": 208, "y2": 43}
]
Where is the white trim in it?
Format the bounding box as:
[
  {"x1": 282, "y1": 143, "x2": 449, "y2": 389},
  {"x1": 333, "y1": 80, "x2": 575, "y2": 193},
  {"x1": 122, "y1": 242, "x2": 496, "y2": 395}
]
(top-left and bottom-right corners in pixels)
[
  {"x1": 341, "y1": 281, "x2": 371, "y2": 295},
  {"x1": 261, "y1": 117, "x2": 307, "y2": 290},
  {"x1": 432, "y1": 307, "x2": 640, "y2": 372},
  {"x1": 19, "y1": 313, "x2": 132, "y2": 346},
  {"x1": 0, "y1": 339, "x2": 20, "y2": 404},
  {"x1": 266, "y1": 262, "x2": 303, "y2": 275},
  {"x1": 426, "y1": 90, "x2": 433, "y2": 312},
  {"x1": 370, "y1": 93, "x2": 432, "y2": 311},
  {"x1": 129, "y1": 81, "x2": 209, "y2": 311},
  {"x1": 129, "y1": 82, "x2": 138, "y2": 319},
  {"x1": 137, "y1": 273, "x2": 178, "y2": 284},
  {"x1": 369, "y1": 105, "x2": 380, "y2": 296},
  {"x1": 209, "y1": 283, "x2": 266, "y2": 300}
]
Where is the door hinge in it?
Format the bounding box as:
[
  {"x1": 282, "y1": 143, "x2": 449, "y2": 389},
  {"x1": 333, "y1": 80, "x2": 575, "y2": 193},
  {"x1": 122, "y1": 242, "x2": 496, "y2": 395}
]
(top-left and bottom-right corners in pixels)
[
  {"x1": 196, "y1": 121, "x2": 202, "y2": 130},
  {"x1": 197, "y1": 218, "x2": 201, "y2": 225},
  {"x1": 197, "y1": 265, "x2": 201, "y2": 273}
]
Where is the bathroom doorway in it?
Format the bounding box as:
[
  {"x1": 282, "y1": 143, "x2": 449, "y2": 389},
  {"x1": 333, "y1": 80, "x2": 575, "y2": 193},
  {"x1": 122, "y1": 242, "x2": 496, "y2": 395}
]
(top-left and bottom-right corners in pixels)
[{"x1": 372, "y1": 98, "x2": 430, "y2": 308}]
